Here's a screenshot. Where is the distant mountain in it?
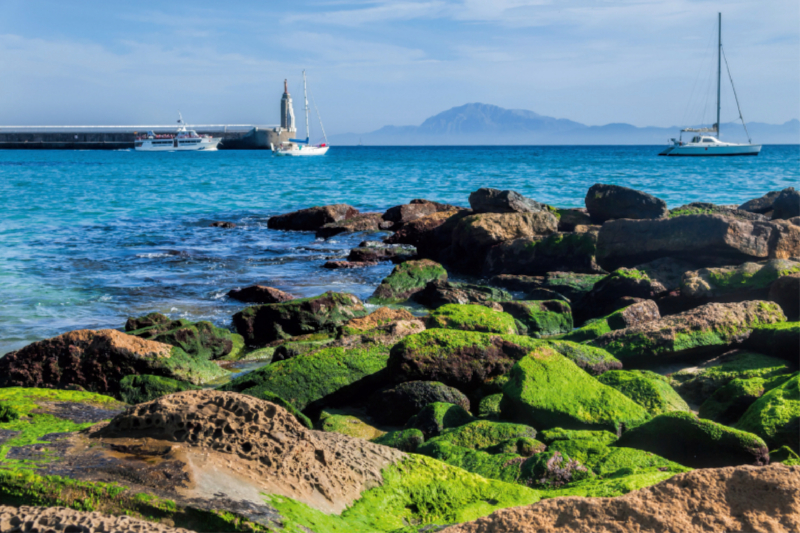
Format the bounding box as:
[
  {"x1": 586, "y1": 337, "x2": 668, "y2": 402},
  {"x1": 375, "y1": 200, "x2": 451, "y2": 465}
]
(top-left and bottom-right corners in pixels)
[{"x1": 331, "y1": 103, "x2": 799, "y2": 145}]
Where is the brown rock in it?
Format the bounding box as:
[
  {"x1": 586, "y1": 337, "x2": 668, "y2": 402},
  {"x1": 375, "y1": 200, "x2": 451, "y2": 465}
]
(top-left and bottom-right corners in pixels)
[
  {"x1": 209, "y1": 221, "x2": 236, "y2": 228},
  {"x1": 316, "y1": 212, "x2": 389, "y2": 238},
  {"x1": 739, "y1": 189, "x2": 783, "y2": 214},
  {"x1": 228, "y1": 285, "x2": 294, "y2": 304},
  {"x1": 454, "y1": 212, "x2": 557, "y2": 250},
  {"x1": 557, "y1": 208, "x2": 592, "y2": 231},
  {"x1": 442, "y1": 464, "x2": 800, "y2": 533},
  {"x1": 385, "y1": 210, "x2": 471, "y2": 259},
  {"x1": 342, "y1": 307, "x2": 416, "y2": 333},
  {"x1": 0, "y1": 506, "x2": 194, "y2": 533},
  {"x1": 382, "y1": 199, "x2": 462, "y2": 229},
  {"x1": 468, "y1": 188, "x2": 546, "y2": 214},
  {"x1": 322, "y1": 260, "x2": 378, "y2": 269},
  {"x1": 585, "y1": 183, "x2": 668, "y2": 223},
  {"x1": 772, "y1": 187, "x2": 800, "y2": 220},
  {"x1": 267, "y1": 204, "x2": 359, "y2": 231}
]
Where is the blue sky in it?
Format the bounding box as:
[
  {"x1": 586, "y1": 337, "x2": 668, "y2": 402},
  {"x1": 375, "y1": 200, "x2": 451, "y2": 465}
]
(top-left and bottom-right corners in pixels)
[{"x1": 0, "y1": 0, "x2": 797, "y2": 134}]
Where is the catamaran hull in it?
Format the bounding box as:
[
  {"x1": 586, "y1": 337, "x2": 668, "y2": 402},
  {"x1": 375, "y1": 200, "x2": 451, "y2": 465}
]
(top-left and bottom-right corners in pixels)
[{"x1": 659, "y1": 144, "x2": 761, "y2": 156}]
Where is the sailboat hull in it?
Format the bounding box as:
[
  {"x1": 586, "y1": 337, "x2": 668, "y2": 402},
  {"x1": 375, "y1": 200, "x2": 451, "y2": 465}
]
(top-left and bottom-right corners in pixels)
[
  {"x1": 659, "y1": 144, "x2": 761, "y2": 156},
  {"x1": 273, "y1": 145, "x2": 330, "y2": 156}
]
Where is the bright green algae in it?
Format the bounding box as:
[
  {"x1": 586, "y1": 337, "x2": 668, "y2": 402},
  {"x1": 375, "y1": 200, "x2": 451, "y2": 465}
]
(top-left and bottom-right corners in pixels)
[
  {"x1": 424, "y1": 420, "x2": 537, "y2": 450},
  {"x1": 699, "y1": 260, "x2": 800, "y2": 293},
  {"x1": 546, "y1": 340, "x2": 621, "y2": 375},
  {"x1": 318, "y1": 409, "x2": 385, "y2": 440},
  {"x1": 698, "y1": 374, "x2": 791, "y2": 424},
  {"x1": 372, "y1": 429, "x2": 425, "y2": 452},
  {"x1": 406, "y1": 402, "x2": 475, "y2": 439},
  {"x1": 561, "y1": 302, "x2": 649, "y2": 343},
  {"x1": 500, "y1": 300, "x2": 573, "y2": 337},
  {"x1": 127, "y1": 313, "x2": 245, "y2": 361},
  {"x1": 735, "y1": 373, "x2": 800, "y2": 452},
  {"x1": 427, "y1": 304, "x2": 518, "y2": 334},
  {"x1": 119, "y1": 374, "x2": 200, "y2": 405},
  {"x1": 368, "y1": 260, "x2": 448, "y2": 304},
  {"x1": 597, "y1": 370, "x2": 690, "y2": 415}
]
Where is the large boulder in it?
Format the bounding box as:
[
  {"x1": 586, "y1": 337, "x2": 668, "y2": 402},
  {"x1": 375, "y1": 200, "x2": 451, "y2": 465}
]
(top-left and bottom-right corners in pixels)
[
  {"x1": 427, "y1": 304, "x2": 518, "y2": 334},
  {"x1": 681, "y1": 259, "x2": 800, "y2": 304},
  {"x1": 368, "y1": 381, "x2": 470, "y2": 425},
  {"x1": 0, "y1": 329, "x2": 226, "y2": 397},
  {"x1": 483, "y1": 231, "x2": 603, "y2": 277},
  {"x1": 316, "y1": 212, "x2": 389, "y2": 238},
  {"x1": 233, "y1": 291, "x2": 367, "y2": 346},
  {"x1": 772, "y1": 187, "x2": 800, "y2": 220},
  {"x1": 267, "y1": 204, "x2": 358, "y2": 231},
  {"x1": 669, "y1": 202, "x2": 767, "y2": 222},
  {"x1": 412, "y1": 280, "x2": 512, "y2": 308},
  {"x1": 125, "y1": 312, "x2": 244, "y2": 361},
  {"x1": 382, "y1": 199, "x2": 462, "y2": 229},
  {"x1": 499, "y1": 300, "x2": 573, "y2": 337},
  {"x1": 468, "y1": 188, "x2": 546, "y2": 214},
  {"x1": 739, "y1": 189, "x2": 784, "y2": 214},
  {"x1": 383, "y1": 210, "x2": 466, "y2": 254},
  {"x1": 591, "y1": 301, "x2": 786, "y2": 364},
  {"x1": 575, "y1": 267, "x2": 670, "y2": 323},
  {"x1": 368, "y1": 259, "x2": 448, "y2": 304},
  {"x1": 227, "y1": 285, "x2": 294, "y2": 304},
  {"x1": 584, "y1": 184, "x2": 668, "y2": 223},
  {"x1": 500, "y1": 346, "x2": 650, "y2": 432},
  {"x1": 596, "y1": 215, "x2": 800, "y2": 271},
  {"x1": 546, "y1": 341, "x2": 622, "y2": 376},
  {"x1": 616, "y1": 411, "x2": 769, "y2": 468},
  {"x1": 597, "y1": 370, "x2": 690, "y2": 415},
  {"x1": 735, "y1": 373, "x2": 800, "y2": 452}
]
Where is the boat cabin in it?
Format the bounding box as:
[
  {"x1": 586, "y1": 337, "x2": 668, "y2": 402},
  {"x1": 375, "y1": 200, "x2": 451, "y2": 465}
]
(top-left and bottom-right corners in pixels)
[{"x1": 690, "y1": 136, "x2": 720, "y2": 144}]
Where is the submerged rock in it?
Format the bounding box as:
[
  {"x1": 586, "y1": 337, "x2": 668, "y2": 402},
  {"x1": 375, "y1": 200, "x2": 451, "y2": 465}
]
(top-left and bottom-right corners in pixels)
[
  {"x1": 347, "y1": 242, "x2": 416, "y2": 263},
  {"x1": 227, "y1": 284, "x2": 294, "y2": 304},
  {"x1": 368, "y1": 259, "x2": 448, "y2": 304},
  {"x1": 209, "y1": 220, "x2": 236, "y2": 228},
  {"x1": 267, "y1": 203, "x2": 359, "y2": 231},
  {"x1": 322, "y1": 260, "x2": 378, "y2": 269},
  {"x1": 584, "y1": 183, "x2": 668, "y2": 223}
]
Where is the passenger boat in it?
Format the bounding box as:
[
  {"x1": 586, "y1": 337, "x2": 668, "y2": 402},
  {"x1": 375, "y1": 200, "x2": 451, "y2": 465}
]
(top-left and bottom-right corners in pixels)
[
  {"x1": 135, "y1": 114, "x2": 222, "y2": 152},
  {"x1": 272, "y1": 71, "x2": 329, "y2": 156},
  {"x1": 659, "y1": 14, "x2": 761, "y2": 157}
]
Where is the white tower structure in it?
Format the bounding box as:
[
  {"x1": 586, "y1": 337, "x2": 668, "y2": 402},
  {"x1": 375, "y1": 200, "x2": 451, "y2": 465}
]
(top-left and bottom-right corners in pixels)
[{"x1": 280, "y1": 79, "x2": 296, "y2": 132}]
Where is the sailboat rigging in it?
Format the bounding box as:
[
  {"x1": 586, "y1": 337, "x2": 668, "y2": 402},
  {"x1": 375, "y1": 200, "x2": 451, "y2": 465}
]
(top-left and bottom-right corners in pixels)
[{"x1": 271, "y1": 70, "x2": 330, "y2": 156}]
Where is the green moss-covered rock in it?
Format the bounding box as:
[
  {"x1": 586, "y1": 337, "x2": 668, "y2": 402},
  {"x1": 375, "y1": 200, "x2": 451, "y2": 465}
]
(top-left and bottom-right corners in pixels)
[
  {"x1": 682, "y1": 259, "x2": 800, "y2": 301},
  {"x1": 698, "y1": 375, "x2": 790, "y2": 424},
  {"x1": 126, "y1": 313, "x2": 245, "y2": 361},
  {"x1": 118, "y1": 374, "x2": 200, "y2": 405},
  {"x1": 538, "y1": 427, "x2": 619, "y2": 446},
  {"x1": 232, "y1": 291, "x2": 367, "y2": 346},
  {"x1": 368, "y1": 380, "x2": 470, "y2": 425},
  {"x1": 406, "y1": 402, "x2": 475, "y2": 439},
  {"x1": 770, "y1": 445, "x2": 800, "y2": 466},
  {"x1": 744, "y1": 321, "x2": 800, "y2": 363},
  {"x1": 501, "y1": 346, "x2": 650, "y2": 432},
  {"x1": 368, "y1": 259, "x2": 448, "y2": 304},
  {"x1": 490, "y1": 272, "x2": 605, "y2": 302},
  {"x1": 318, "y1": 409, "x2": 385, "y2": 440},
  {"x1": 616, "y1": 411, "x2": 769, "y2": 468},
  {"x1": 597, "y1": 370, "x2": 690, "y2": 415},
  {"x1": 425, "y1": 420, "x2": 538, "y2": 451},
  {"x1": 546, "y1": 340, "x2": 622, "y2": 376},
  {"x1": 478, "y1": 393, "x2": 503, "y2": 419},
  {"x1": 735, "y1": 373, "x2": 799, "y2": 452},
  {"x1": 371, "y1": 428, "x2": 425, "y2": 452},
  {"x1": 500, "y1": 300, "x2": 573, "y2": 337},
  {"x1": 561, "y1": 300, "x2": 661, "y2": 343},
  {"x1": 416, "y1": 441, "x2": 536, "y2": 485},
  {"x1": 427, "y1": 304, "x2": 518, "y2": 334},
  {"x1": 221, "y1": 344, "x2": 391, "y2": 411},
  {"x1": 412, "y1": 280, "x2": 514, "y2": 308}
]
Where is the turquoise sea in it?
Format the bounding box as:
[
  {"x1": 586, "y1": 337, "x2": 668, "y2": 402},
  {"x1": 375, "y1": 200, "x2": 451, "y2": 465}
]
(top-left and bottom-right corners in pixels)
[{"x1": 1, "y1": 145, "x2": 798, "y2": 354}]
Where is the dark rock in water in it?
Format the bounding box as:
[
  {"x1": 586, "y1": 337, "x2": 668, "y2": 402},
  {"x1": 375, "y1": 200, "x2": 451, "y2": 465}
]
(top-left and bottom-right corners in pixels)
[
  {"x1": 233, "y1": 291, "x2": 368, "y2": 346},
  {"x1": 368, "y1": 259, "x2": 448, "y2": 304},
  {"x1": 499, "y1": 300, "x2": 573, "y2": 337},
  {"x1": 769, "y1": 274, "x2": 800, "y2": 321},
  {"x1": 412, "y1": 279, "x2": 512, "y2": 308},
  {"x1": 267, "y1": 204, "x2": 359, "y2": 231},
  {"x1": 368, "y1": 381, "x2": 470, "y2": 425},
  {"x1": 772, "y1": 188, "x2": 800, "y2": 220},
  {"x1": 124, "y1": 312, "x2": 172, "y2": 331},
  {"x1": 585, "y1": 183, "x2": 668, "y2": 223},
  {"x1": 739, "y1": 189, "x2": 784, "y2": 214},
  {"x1": 126, "y1": 312, "x2": 244, "y2": 361},
  {"x1": 669, "y1": 202, "x2": 767, "y2": 222},
  {"x1": 228, "y1": 285, "x2": 294, "y2": 304},
  {"x1": 596, "y1": 215, "x2": 800, "y2": 271},
  {"x1": 382, "y1": 199, "x2": 462, "y2": 229},
  {"x1": 556, "y1": 208, "x2": 593, "y2": 231},
  {"x1": 316, "y1": 212, "x2": 390, "y2": 238},
  {"x1": 347, "y1": 243, "x2": 416, "y2": 263},
  {"x1": 322, "y1": 260, "x2": 378, "y2": 269},
  {"x1": 468, "y1": 188, "x2": 546, "y2": 214},
  {"x1": 615, "y1": 411, "x2": 769, "y2": 468},
  {"x1": 482, "y1": 231, "x2": 602, "y2": 277},
  {"x1": 209, "y1": 221, "x2": 236, "y2": 228}
]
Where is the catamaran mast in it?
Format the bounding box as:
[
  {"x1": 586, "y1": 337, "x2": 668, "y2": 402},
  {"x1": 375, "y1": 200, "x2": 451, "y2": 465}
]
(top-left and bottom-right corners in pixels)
[
  {"x1": 716, "y1": 13, "x2": 722, "y2": 138},
  {"x1": 303, "y1": 70, "x2": 310, "y2": 143}
]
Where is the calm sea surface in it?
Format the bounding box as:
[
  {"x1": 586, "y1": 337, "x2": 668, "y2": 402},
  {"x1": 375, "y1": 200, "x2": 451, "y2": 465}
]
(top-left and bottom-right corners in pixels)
[{"x1": 1, "y1": 145, "x2": 798, "y2": 354}]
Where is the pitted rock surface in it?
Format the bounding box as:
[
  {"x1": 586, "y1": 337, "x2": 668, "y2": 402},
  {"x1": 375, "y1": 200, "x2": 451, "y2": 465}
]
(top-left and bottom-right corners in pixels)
[
  {"x1": 95, "y1": 390, "x2": 404, "y2": 513},
  {"x1": 0, "y1": 505, "x2": 194, "y2": 532}
]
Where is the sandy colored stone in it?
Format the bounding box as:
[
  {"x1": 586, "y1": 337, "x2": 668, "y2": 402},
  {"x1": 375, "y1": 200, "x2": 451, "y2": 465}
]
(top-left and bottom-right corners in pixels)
[
  {"x1": 0, "y1": 505, "x2": 193, "y2": 532},
  {"x1": 443, "y1": 464, "x2": 800, "y2": 533},
  {"x1": 343, "y1": 307, "x2": 416, "y2": 332}
]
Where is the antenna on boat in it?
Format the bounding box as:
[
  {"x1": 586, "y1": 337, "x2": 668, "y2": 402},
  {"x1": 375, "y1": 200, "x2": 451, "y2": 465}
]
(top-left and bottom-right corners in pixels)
[{"x1": 716, "y1": 13, "x2": 721, "y2": 139}]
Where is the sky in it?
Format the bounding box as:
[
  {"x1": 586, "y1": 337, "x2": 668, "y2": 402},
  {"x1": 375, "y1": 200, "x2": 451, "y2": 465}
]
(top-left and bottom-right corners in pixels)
[{"x1": 0, "y1": 0, "x2": 797, "y2": 134}]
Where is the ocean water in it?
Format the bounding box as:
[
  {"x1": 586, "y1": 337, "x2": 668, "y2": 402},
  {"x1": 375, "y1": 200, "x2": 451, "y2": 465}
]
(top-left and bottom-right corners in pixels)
[{"x1": 1, "y1": 145, "x2": 798, "y2": 354}]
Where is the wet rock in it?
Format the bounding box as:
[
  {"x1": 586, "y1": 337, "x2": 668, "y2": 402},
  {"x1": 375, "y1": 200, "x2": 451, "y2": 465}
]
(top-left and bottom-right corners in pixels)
[
  {"x1": 772, "y1": 187, "x2": 800, "y2": 220},
  {"x1": 669, "y1": 202, "x2": 767, "y2": 221},
  {"x1": 562, "y1": 300, "x2": 661, "y2": 343},
  {"x1": 597, "y1": 370, "x2": 690, "y2": 415},
  {"x1": 681, "y1": 259, "x2": 800, "y2": 303},
  {"x1": 368, "y1": 381, "x2": 471, "y2": 425},
  {"x1": 556, "y1": 208, "x2": 593, "y2": 231},
  {"x1": 382, "y1": 199, "x2": 462, "y2": 229},
  {"x1": 585, "y1": 183, "x2": 668, "y2": 223},
  {"x1": 347, "y1": 243, "x2": 416, "y2": 263},
  {"x1": 322, "y1": 260, "x2": 378, "y2": 269},
  {"x1": 267, "y1": 204, "x2": 359, "y2": 231},
  {"x1": 227, "y1": 285, "x2": 294, "y2": 304},
  {"x1": 368, "y1": 259, "x2": 448, "y2": 304},
  {"x1": 499, "y1": 300, "x2": 573, "y2": 337},
  {"x1": 209, "y1": 221, "x2": 236, "y2": 228},
  {"x1": 125, "y1": 312, "x2": 244, "y2": 361},
  {"x1": 468, "y1": 188, "x2": 546, "y2": 214},
  {"x1": 769, "y1": 275, "x2": 800, "y2": 320},
  {"x1": 316, "y1": 212, "x2": 391, "y2": 238},
  {"x1": 616, "y1": 411, "x2": 768, "y2": 468},
  {"x1": 483, "y1": 232, "x2": 602, "y2": 277},
  {"x1": 739, "y1": 189, "x2": 783, "y2": 214},
  {"x1": 412, "y1": 280, "x2": 512, "y2": 308},
  {"x1": 233, "y1": 291, "x2": 367, "y2": 346}
]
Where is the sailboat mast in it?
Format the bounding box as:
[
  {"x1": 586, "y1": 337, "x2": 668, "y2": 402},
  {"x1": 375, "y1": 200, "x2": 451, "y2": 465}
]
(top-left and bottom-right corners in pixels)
[
  {"x1": 303, "y1": 70, "x2": 310, "y2": 142},
  {"x1": 716, "y1": 12, "x2": 722, "y2": 138}
]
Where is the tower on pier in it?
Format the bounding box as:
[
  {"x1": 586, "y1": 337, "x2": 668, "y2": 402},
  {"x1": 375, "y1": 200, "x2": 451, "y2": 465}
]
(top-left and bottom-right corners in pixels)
[{"x1": 280, "y1": 80, "x2": 296, "y2": 132}]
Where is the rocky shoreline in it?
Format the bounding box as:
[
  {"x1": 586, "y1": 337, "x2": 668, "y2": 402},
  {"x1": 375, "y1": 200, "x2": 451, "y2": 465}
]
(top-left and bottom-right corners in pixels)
[{"x1": 0, "y1": 184, "x2": 798, "y2": 532}]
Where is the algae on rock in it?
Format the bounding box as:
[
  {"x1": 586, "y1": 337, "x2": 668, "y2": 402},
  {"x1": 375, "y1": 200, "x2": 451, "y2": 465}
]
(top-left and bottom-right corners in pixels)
[
  {"x1": 500, "y1": 300, "x2": 573, "y2": 337},
  {"x1": 368, "y1": 259, "x2": 448, "y2": 304},
  {"x1": 125, "y1": 312, "x2": 245, "y2": 361},
  {"x1": 735, "y1": 373, "x2": 800, "y2": 452},
  {"x1": 427, "y1": 304, "x2": 518, "y2": 334},
  {"x1": 597, "y1": 370, "x2": 690, "y2": 415}
]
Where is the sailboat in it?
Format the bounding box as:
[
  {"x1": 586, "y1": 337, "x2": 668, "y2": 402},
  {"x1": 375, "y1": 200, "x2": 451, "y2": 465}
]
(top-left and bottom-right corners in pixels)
[
  {"x1": 271, "y1": 71, "x2": 330, "y2": 156},
  {"x1": 659, "y1": 14, "x2": 761, "y2": 156}
]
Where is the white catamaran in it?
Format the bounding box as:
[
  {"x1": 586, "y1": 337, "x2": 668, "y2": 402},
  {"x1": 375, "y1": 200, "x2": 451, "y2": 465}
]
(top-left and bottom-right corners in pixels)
[
  {"x1": 271, "y1": 71, "x2": 329, "y2": 156},
  {"x1": 660, "y1": 14, "x2": 761, "y2": 157}
]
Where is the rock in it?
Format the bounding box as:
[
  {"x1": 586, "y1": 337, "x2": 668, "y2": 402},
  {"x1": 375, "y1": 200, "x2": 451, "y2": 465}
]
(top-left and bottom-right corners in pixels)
[
  {"x1": 468, "y1": 188, "x2": 546, "y2": 214},
  {"x1": 576, "y1": 268, "x2": 670, "y2": 323},
  {"x1": 209, "y1": 221, "x2": 235, "y2": 228},
  {"x1": 681, "y1": 259, "x2": 800, "y2": 303},
  {"x1": 371, "y1": 428, "x2": 425, "y2": 452},
  {"x1": 769, "y1": 275, "x2": 800, "y2": 320},
  {"x1": 591, "y1": 301, "x2": 786, "y2": 364},
  {"x1": 227, "y1": 285, "x2": 294, "y2": 304},
  {"x1": 318, "y1": 409, "x2": 385, "y2": 440},
  {"x1": 739, "y1": 189, "x2": 783, "y2": 214},
  {"x1": 383, "y1": 210, "x2": 466, "y2": 254},
  {"x1": 500, "y1": 346, "x2": 649, "y2": 432},
  {"x1": 562, "y1": 300, "x2": 661, "y2": 343},
  {"x1": 441, "y1": 464, "x2": 800, "y2": 533},
  {"x1": 482, "y1": 232, "x2": 602, "y2": 277},
  {"x1": 426, "y1": 304, "x2": 518, "y2": 334},
  {"x1": 556, "y1": 208, "x2": 593, "y2": 231},
  {"x1": 499, "y1": 300, "x2": 573, "y2": 337},
  {"x1": 490, "y1": 272, "x2": 604, "y2": 302},
  {"x1": 340, "y1": 307, "x2": 416, "y2": 335},
  {"x1": 597, "y1": 370, "x2": 690, "y2": 415},
  {"x1": 772, "y1": 187, "x2": 800, "y2": 220},
  {"x1": 368, "y1": 381, "x2": 471, "y2": 425},
  {"x1": 118, "y1": 374, "x2": 200, "y2": 405},
  {"x1": 233, "y1": 291, "x2": 367, "y2": 346},
  {"x1": 698, "y1": 375, "x2": 786, "y2": 425},
  {"x1": 267, "y1": 204, "x2": 359, "y2": 231},
  {"x1": 735, "y1": 373, "x2": 799, "y2": 451},
  {"x1": 478, "y1": 393, "x2": 503, "y2": 419},
  {"x1": 382, "y1": 199, "x2": 462, "y2": 229},
  {"x1": 221, "y1": 344, "x2": 391, "y2": 411},
  {"x1": 771, "y1": 446, "x2": 800, "y2": 465},
  {"x1": 596, "y1": 214, "x2": 800, "y2": 271},
  {"x1": 635, "y1": 257, "x2": 696, "y2": 292},
  {"x1": 347, "y1": 243, "x2": 416, "y2": 263},
  {"x1": 669, "y1": 202, "x2": 768, "y2": 221},
  {"x1": 412, "y1": 280, "x2": 512, "y2": 308},
  {"x1": 0, "y1": 329, "x2": 226, "y2": 397},
  {"x1": 616, "y1": 411, "x2": 769, "y2": 468},
  {"x1": 744, "y1": 321, "x2": 800, "y2": 362},
  {"x1": 0, "y1": 506, "x2": 194, "y2": 533},
  {"x1": 584, "y1": 183, "x2": 668, "y2": 223},
  {"x1": 424, "y1": 420, "x2": 538, "y2": 451},
  {"x1": 368, "y1": 259, "x2": 448, "y2": 304},
  {"x1": 546, "y1": 341, "x2": 622, "y2": 376},
  {"x1": 406, "y1": 402, "x2": 475, "y2": 439},
  {"x1": 125, "y1": 312, "x2": 244, "y2": 361},
  {"x1": 322, "y1": 260, "x2": 378, "y2": 269},
  {"x1": 538, "y1": 428, "x2": 619, "y2": 446},
  {"x1": 316, "y1": 212, "x2": 390, "y2": 238}
]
